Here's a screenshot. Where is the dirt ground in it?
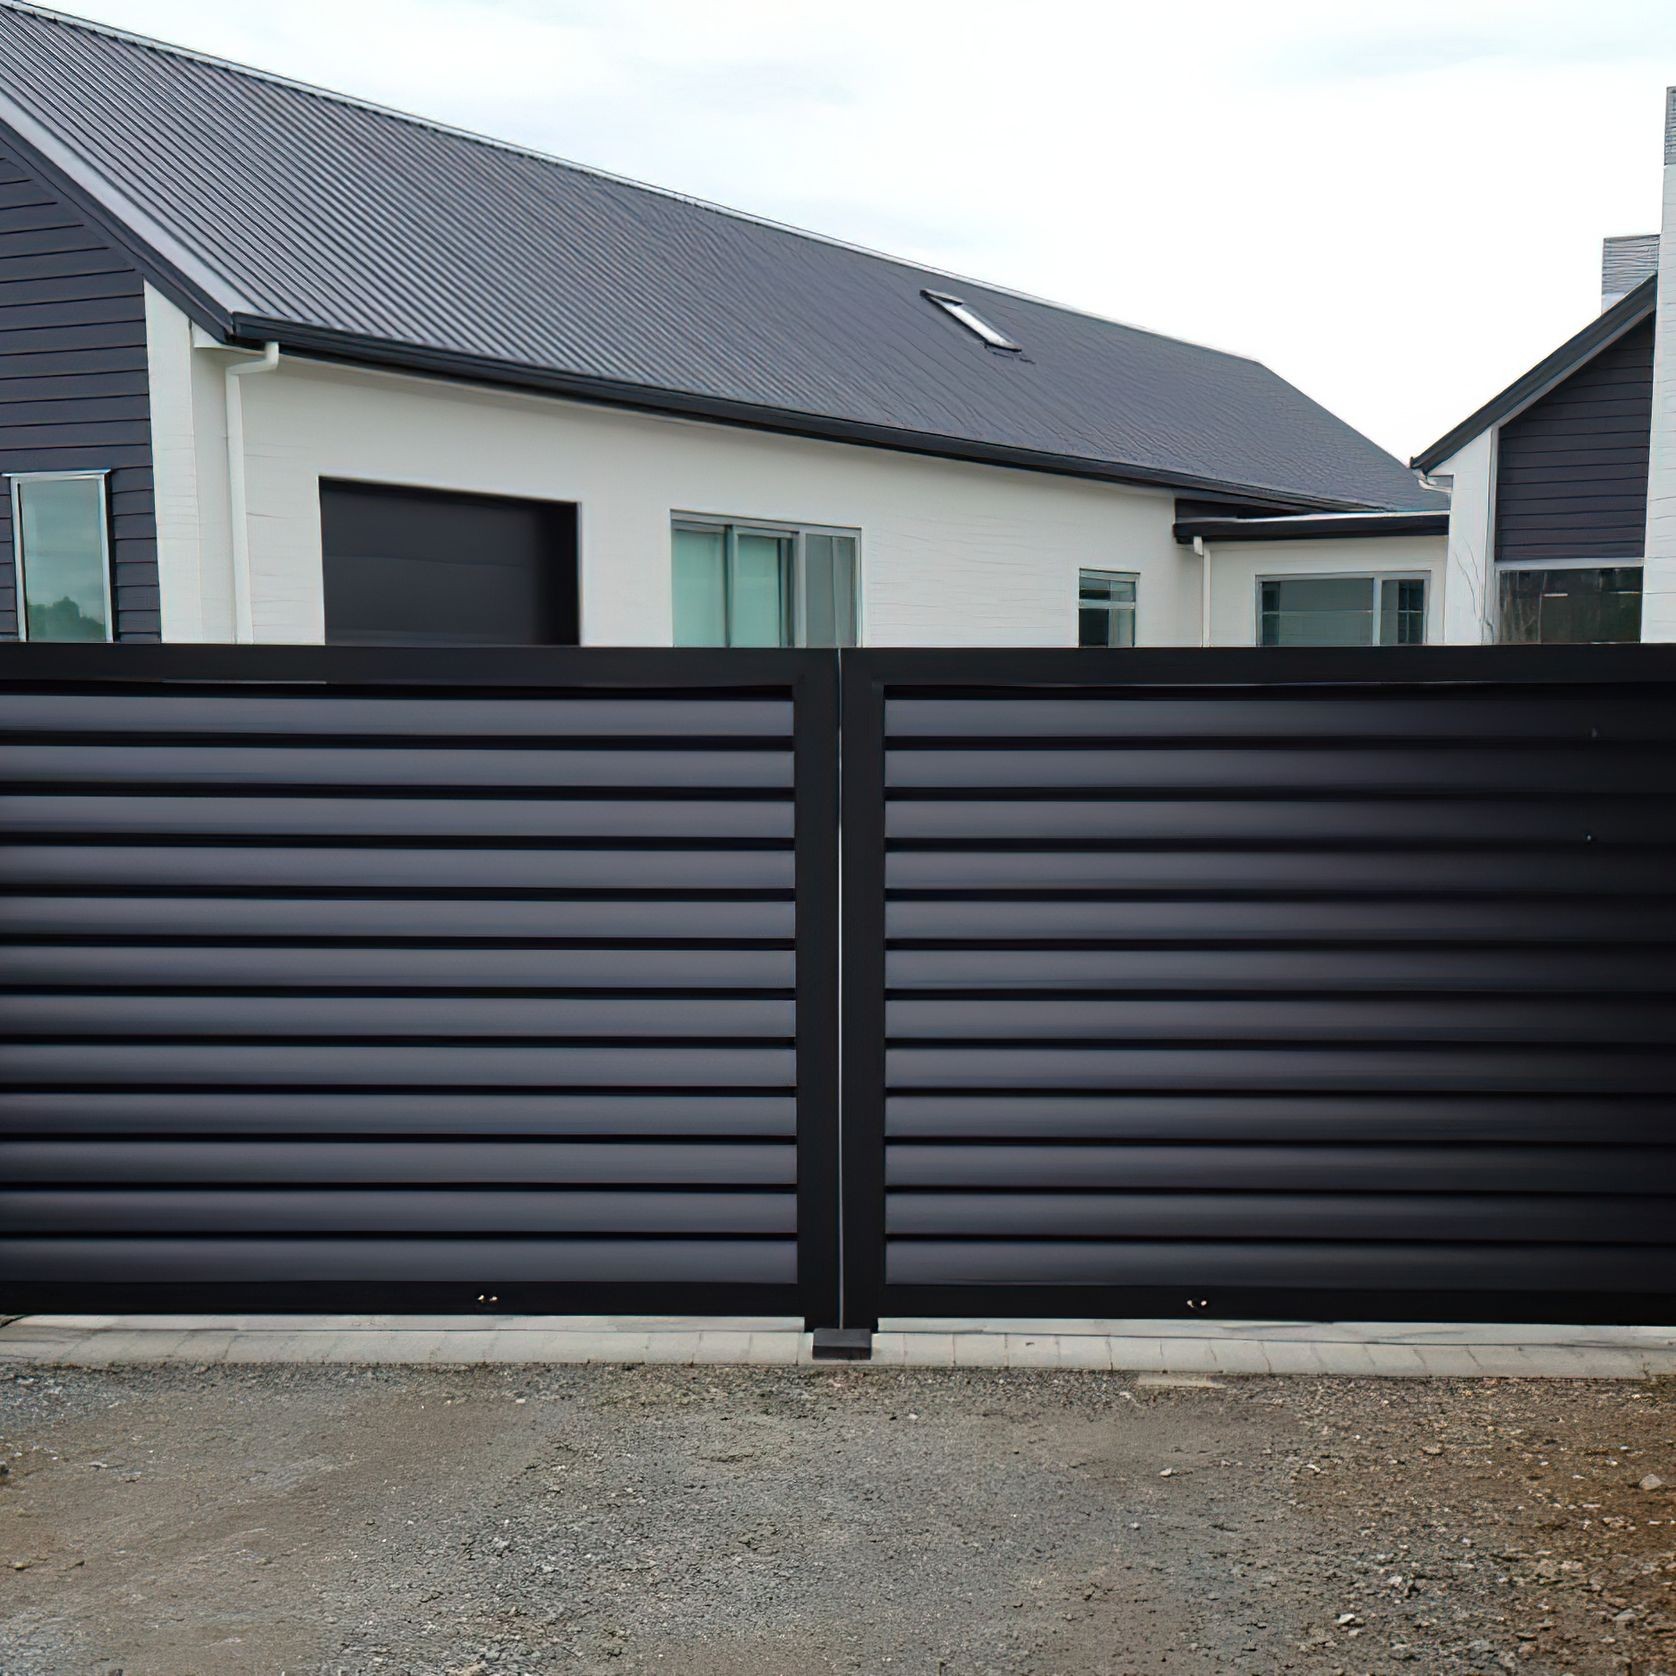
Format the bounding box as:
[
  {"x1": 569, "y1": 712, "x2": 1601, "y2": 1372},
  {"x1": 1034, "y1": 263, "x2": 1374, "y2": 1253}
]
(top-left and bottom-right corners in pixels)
[{"x1": 1, "y1": 1363, "x2": 1672, "y2": 1676}]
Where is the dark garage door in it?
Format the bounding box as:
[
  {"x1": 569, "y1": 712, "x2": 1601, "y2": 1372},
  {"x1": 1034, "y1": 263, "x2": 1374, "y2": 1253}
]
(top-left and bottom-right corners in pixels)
[
  {"x1": 321, "y1": 480, "x2": 580, "y2": 645},
  {"x1": 0, "y1": 646, "x2": 837, "y2": 1320}
]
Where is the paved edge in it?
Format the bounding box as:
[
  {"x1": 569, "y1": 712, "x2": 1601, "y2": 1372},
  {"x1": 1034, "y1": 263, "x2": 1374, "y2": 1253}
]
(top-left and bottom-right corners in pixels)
[{"x1": 3, "y1": 1317, "x2": 1675, "y2": 1377}]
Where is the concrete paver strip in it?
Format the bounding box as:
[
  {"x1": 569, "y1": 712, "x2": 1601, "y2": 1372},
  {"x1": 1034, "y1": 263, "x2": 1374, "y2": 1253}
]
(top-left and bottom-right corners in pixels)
[{"x1": 0, "y1": 1315, "x2": 1671, "y2": 1376}]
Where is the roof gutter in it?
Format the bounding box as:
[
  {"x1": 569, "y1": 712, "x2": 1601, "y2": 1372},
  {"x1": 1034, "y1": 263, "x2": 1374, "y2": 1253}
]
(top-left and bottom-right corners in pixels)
[{"x1": 227, "y1": 313, "x2": 1399, "y2": 515}]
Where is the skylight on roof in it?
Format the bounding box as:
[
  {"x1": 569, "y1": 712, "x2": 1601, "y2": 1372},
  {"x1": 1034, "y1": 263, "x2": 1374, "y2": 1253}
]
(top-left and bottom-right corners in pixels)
[{"x1": 923, "y1": 289, "x2": 1020, "y2": 352}]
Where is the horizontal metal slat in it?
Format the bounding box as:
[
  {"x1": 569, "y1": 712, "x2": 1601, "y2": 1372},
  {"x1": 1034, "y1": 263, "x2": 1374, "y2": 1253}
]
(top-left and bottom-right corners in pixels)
[
  {"x1": 0, "y1": 1237, "x2": 797, "y2": 1286},
  {"x1": 0, "y1": 744, "x2": 792, "y2": 790},
  {"x1": 0, "y1": 845, "x2": 796, "y2": 892},
  {"x1": 886, "y1": 898, "x2": 1676, "y2": 942},
  {"x1": 0, "y1": 1043, "x2": 796, "y2": 1086},
  {"x1": 0, "y1": 1091, "x2": 797, "y2": 1136},
  {"x1": 885, "y1": 1143, "x2": 1673, "y2": 1191},
  {"x1": 0, "y1": 994, "x2": 795, "y2": 1039},
  {"x1": 1, "y1": 1139, "x2": 796, "y2": 1184},
  {"x1": 885, "y1": 848, "x2": 1673, "y2": 895},
  {"x1": 887, "y1": 1044, "x2": 1676, "y2": 1093},
  {"x1": 885, "y1": 1192, "x2": 1676, "y2": 1242},
  {"x1": 885, "y1": 799, "x2": 1672, "y2": 844},
  {"x1": 2, "y1": 1188, "x2": 796, "y2": 1235},
  {"x1": 886, "y1": 747, "x2": 1668, "y2": 795},
  {"x1": 0, "y1": 796, "x2": 794, "y2": 840},
  {"x1": 0, "y1": 694, "x2": 793, "y2": 737},
  {"x1": 885, "y1": 1240, "x2": 1673, "y2": 1291},
  {"x1": 0, "y1": 944, "x2": 796, "y2": 989},
  {"x1": 886, "y1": 995, "x2": 1674, "y2": 1045},
  {"x1": 884, "y1": 1093, "x2": 1676, "y2": 1143},
  {"x1": 887, "y1": 945, "x2": 1676, "y2": 991},
  {"x1": 885, "y1": 693, "x2": 1676, "y2": 742},
  {"x1": 0, "y1": 896, "x2": 795, "y2": 939}
]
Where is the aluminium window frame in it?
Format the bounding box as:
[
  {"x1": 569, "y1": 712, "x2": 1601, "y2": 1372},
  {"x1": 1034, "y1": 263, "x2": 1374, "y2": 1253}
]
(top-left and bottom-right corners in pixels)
[
  {"x1": 672, "y1": 513, "x2": 863, "y2": 648},
  {"x1": 1254, "y1": 569, "x2": 1430, "y2": 648},
  {"x1": 7, "y1": 468, "x2": 115, "y2": 644},
  {"x1": 1077, "y1": 567, "x2": 1139, "y2": 648}
]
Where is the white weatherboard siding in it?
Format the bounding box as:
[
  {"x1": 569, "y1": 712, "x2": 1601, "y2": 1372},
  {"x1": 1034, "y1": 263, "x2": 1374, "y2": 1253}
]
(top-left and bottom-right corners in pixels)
[
  {"x1": 145, "y1": 290, "x2": 1194, "y2": 647},
  {"x1": 1644, "y1": 87, "x2": 1676, "y2": 642},
  {"x1": 1203, "y1": 536, "x2": 1446, "y2": 647}
]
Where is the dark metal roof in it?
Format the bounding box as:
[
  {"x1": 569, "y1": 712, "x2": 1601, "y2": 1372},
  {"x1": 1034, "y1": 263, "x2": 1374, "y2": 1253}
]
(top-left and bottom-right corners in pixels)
[
  {"x1": 0, "y1": 1, "x2": 1442, "y2": 512},
  {"x1": 1411, "y1": 277, "x2": 1657, "y2": 475},
  {"x1": 1173, "y1": 510, "x2": 1449, "y2": 545}
]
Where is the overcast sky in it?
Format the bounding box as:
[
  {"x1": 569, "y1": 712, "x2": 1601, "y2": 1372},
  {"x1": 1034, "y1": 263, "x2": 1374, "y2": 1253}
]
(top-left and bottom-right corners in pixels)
[{"x1": 50, "y1": 0, "x2": 1676, "y2": 460}]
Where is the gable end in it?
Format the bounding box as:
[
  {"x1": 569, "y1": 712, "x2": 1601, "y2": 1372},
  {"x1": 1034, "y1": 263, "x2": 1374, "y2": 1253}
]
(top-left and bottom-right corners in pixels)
[{"x1": 1494, "y1": 317, "x2": 1653, "y2": 566}]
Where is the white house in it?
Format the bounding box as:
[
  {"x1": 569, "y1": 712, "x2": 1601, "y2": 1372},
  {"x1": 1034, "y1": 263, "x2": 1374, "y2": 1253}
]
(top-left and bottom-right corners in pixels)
[{"x1": 2, "y1": 2, "x2": 1465, "y2": 651}]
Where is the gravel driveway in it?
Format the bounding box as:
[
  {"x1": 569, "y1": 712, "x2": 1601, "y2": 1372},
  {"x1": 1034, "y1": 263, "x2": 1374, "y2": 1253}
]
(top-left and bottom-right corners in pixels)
[{"x1": 2, "y1": 1363, "x2": 1672, "y2": 1675}]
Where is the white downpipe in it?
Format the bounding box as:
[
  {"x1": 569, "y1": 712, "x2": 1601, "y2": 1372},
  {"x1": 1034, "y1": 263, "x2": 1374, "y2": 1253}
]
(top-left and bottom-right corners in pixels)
[
  {"x1": 225, "y1": 342, "x2": 280, "y2": 642},
  {"x1": 1194, "y1": 535, "x2": 1212, "y2": 646}
]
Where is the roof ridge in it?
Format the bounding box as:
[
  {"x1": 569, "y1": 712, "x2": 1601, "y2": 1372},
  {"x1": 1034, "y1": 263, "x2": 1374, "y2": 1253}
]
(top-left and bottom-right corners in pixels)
[{"x1": 0, "y1": 0, "x2": 1264, "y2": 367}]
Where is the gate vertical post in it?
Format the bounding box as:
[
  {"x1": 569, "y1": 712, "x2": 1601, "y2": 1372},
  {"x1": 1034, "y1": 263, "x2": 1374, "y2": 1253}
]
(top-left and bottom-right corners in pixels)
[
  {"x1": 838, "y1": 651, "x2": 887, "y2": 1331},
  {"x1": 793, "y1": 652, "x2": 843, "y2": 1331}
]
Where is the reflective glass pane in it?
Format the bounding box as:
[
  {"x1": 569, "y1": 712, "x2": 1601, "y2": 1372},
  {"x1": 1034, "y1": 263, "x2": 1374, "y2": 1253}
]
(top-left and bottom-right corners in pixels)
[
  {"x1": 671, "y1": 526, "x2": 726, "y2": 646},
  {"x1": 729, "y1": 532, "x2": 791, "y2": 646},
  {"x1": 17, "y1": 476, "x2": 108, "y2": 642},
  {"x1": 1259, "y1": 576, "x2": 1373, "y2": 646},
  {"x1": 1497, "y1": 567, "x2": 1642, "y2": 645},
  {"x1": 803, "y1": 533, "x2": 836, "y2": 647},
  {"x1": 1078, "y1": 606, "x2": 1110, "y2": 647},
  {"x1": 832, "y1": 536, "x2": 858, "y2": 646}
]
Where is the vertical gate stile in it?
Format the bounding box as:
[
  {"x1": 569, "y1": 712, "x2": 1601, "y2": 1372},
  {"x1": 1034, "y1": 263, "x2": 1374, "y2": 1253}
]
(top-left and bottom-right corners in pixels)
[
  {"x1": 792, "y1": 651, "x2": 842, "y2": 1329},
  {"x1": 837, "y1": 651, "x2": 888, "y2": 1331}
]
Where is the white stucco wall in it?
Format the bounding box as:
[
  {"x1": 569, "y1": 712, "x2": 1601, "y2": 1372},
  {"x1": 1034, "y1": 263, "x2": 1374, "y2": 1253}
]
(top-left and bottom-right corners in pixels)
[
  {"x1": 1431, "y1": 431, "x2": 1497, "y2": 645},
  {"x1": 1202, "y1": 535, "x2": 1447, "y2": 646},
  {"x1": 146, "y1": 288, "x2": 1201, "y2": 647}
]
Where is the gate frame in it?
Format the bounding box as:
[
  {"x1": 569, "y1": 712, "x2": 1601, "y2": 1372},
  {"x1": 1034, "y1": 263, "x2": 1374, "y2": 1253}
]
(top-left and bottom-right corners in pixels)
[
  {"x1": 837, "y1": 643, "x2": 1676, "y2": 1331},
  {"x1": 0, "y1": 644, "x2": 842, "y2": 1327}
]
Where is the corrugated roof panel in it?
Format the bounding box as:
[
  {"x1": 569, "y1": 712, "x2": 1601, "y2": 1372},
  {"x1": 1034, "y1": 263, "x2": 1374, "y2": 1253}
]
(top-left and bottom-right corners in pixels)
[{"x1": 0, "y1": 2, "x2": 1442, "y2": 510}]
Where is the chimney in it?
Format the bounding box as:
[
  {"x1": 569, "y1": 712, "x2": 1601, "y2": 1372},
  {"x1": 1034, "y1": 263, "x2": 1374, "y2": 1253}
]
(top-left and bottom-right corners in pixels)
[{"x1": 1602, "y1": 232, "x2": 1659, "y2": 310}]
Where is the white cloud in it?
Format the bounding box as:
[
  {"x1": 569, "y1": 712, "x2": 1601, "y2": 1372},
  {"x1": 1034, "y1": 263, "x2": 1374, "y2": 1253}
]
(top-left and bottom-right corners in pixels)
[{"x1": 54, "y1": 0, "x2": 1676, "y2": 458}]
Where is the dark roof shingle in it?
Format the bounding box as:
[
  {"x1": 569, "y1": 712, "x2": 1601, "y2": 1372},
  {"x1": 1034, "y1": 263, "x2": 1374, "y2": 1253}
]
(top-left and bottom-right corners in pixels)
[{"x1": 0, "y1": 2, "x2": 1442, "y2": 511}]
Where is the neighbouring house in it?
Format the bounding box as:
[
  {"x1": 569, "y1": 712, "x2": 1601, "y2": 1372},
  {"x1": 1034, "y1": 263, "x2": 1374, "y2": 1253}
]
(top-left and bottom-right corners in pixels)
[
  {"x1": 0, "y1": 1, "x2": 1454, "y2": 652},
  {"x1": 1409, "y1": 90, "x2": 1676, "y2": 647}
]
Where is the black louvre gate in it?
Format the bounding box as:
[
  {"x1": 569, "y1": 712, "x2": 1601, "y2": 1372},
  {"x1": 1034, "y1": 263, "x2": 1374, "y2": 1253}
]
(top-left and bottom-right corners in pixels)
[
  {"x1": 838, "y1": 647, "x2": 1676, "y2": 1330},
  {"x1": 4, "y1": 643, "x2": 1676, "y2": 1330},
  {"x1": 0, "y1": 646, "x2": 838, "y2": 1322}
]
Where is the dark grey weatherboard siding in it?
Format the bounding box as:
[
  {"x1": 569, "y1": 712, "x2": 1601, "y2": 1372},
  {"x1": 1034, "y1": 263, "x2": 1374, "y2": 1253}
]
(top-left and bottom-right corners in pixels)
[
  {"x1": 839, "y1": 648, "x2": 1676, "y2": 1327},
  {"x1": 0, "y1": 4, "x2": 1436, "y2": 513},
  {"x1": 1494, "y1": 318, "x2": 1653, "y2": 565},
  {"x1": 0, "y1": 142, "x2": 154, "y2": 639},
  {"x1": 0, "y1": 647, "x2": 840, "y2": 1321}
]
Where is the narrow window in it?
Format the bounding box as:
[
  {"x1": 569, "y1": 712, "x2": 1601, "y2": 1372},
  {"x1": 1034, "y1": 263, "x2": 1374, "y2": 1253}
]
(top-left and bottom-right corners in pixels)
[
  {"x1": 1497, "y1": 566, "x2": 1642, "y2": 644},
  {"x1": 1078, "y1": 570, "x2": 1137, "y2": 647},
  {"x1": 672, "y1": 519, "x2": 859, "y2": 647},
  {"x1": 9, "y1": 472, "x2": 112, "y2": 642},
  {"x1": 922, "y1": 290, "x2": 1021, "y2": 352},
  {"x1": 1258, "y1": 575, "x2": 1428, "y2": 647}
]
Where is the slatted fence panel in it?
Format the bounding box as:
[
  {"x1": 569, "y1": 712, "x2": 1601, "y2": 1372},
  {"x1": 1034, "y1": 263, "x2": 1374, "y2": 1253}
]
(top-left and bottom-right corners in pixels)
[
  {"x1": 840, "y1": 647, "x2": 1676, "y2": 1326},
  {"x1": 0, "y1": 646, "x2": 837, "y2": 1318}
]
